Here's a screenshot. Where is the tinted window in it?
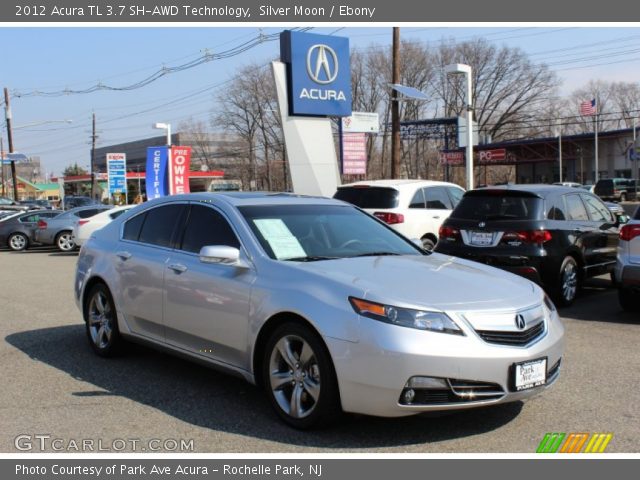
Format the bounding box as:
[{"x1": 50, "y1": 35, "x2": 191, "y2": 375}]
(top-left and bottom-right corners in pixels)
[
  {"x1": 334, "y1": 187, "x2": 399, "y2": 209},
  {"x1": 77, "y1": 208, "x2": 107, "y2": 219},
  {"x1": 110, "y1": 209, "x2": 129, "y2": 220},
  {"x1": 546, "y1": 196, "x2": 567, "y2": 221},
  {"x1": 451, "y1": 194, "x2": 542, "y2": 220},
  {"x1": 408, "y1": 189, "x2": 425, "y2": 209},
  {"x1": 424, "y1": 187, "x2": 453, "y2": 210},
  {"x1": 179, "y1": 205, "x2": 240, "y2": 254},
  {"x1": 565, "y1": 194, "x2": 589, "y2": 221},
  {"x1": 581, "y1": 194, "x2": 612, "y2": 222},
  {"x1": 138, "y1": 205, "x2": 185, "y2": 248},
  {"x1": 447, "y1": 187, "x2": 464, "y2": 207},
  {"x1": 19, "y1": 214, "x2": 41, "y2": 223},
  {"x1": 123, "y1": 212, "x2": 146, "y2": 242}
]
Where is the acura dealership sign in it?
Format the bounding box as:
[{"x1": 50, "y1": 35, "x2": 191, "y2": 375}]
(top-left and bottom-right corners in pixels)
[{"x1": 280, "y1": 30, "x2": 352, "y2": 117}]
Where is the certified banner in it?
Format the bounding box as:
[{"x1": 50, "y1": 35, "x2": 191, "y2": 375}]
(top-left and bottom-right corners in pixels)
[
  {"x1": 169, "y1": 146, "x2": 192, "y2": 195},
  {"x1": 146, "y1": 147, "x2": 169, "y2": 200}
]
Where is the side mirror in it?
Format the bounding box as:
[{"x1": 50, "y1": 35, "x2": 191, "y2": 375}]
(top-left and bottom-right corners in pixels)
[
  {"x1": 199, "y1": 245, "x2": 248, "y2": 268},
  {"x1": 617, "y1": 214, "x2": 630, "y2": 226}
]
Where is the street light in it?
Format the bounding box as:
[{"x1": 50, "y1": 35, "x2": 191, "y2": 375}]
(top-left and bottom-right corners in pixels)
[
  {"x1": 152, "y1": 122, "x2": 172, "y2": 146},
  {"x1": 445, "y1": 63, "x2": 474, "y2": 190}
]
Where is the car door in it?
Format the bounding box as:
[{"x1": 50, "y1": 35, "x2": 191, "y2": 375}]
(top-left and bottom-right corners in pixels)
[
  {"x1": 580, "y1": 193, "x2": 618, "y2": 268},
  {"x1": 400, "y1": 188, "x2": 427, "y2": 238},
  {"x1": 163, "y1": 203, "x2": 255, "y2": 370},
  {"x1": 115, "y1": 203, "x2": 188, "y2": 343},
  {"x1": 563, "y1": 193, "x2": 602, "y2": 268}
]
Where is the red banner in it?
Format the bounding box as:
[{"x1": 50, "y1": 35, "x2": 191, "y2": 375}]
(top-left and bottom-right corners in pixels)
[
  {"x1": 169, "y1": 146, "x2": 192, "y2": 195},
  {"x1": 341, "y1": 133, "x2": 367, "y2": 175}
]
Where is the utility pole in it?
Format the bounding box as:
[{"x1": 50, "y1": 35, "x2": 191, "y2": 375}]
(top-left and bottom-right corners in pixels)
[
  {"x1": 390, "y1": 27, "x2": 401, "y2": 179},
  {"x1": 1, "y1": 136, "x2": 5, "y2": 196},
  {"x1": 4, "y1": 87, "x2": 18, "y2": 200},
  {"x1": 91, "y1": 112, "x2": 97, "y2": 200}
]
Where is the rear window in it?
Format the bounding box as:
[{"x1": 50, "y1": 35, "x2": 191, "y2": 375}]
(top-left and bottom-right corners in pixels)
[
  {"x1": 451, "y1": 194, "x2": 542, "y2": 221},
  {"x1": 334, "y1": 187, "x2": 399, "y2": 209}
]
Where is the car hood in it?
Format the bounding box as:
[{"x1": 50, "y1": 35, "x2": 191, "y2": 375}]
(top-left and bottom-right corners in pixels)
[{"x1": 293, "y1": 253, "x2": 538, "y2": 312}]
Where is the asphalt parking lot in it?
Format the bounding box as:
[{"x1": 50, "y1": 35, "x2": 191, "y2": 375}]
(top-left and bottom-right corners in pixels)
[{"x1": 0, "y1": 247, "x2": 638, "y2": 453}]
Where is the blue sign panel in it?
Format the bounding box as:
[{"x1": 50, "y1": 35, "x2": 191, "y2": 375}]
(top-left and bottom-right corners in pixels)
[
  {"x1": 146, "y1": 147, "x2": 169, "y2": 199},
  {"x1": 107, "y1": 154, "x2": 127, "y2": 195},
  {"x1": 280, "y1": 30, "x2": 352, "y2": 117}
]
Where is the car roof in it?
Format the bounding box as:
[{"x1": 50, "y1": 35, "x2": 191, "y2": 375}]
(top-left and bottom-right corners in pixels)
[
  {"x1": 339, "y1": 179, "x2": 461, "y2": 190},
  {"x1": 145, "y1": 192, "x2": 343, "y2": 208},
  {"x1": 471, "y1": 184, "x2": 587, "y2": 197}
]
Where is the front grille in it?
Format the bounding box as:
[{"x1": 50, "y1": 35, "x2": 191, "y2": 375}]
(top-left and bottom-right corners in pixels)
[
  {"x1": 476, "y1": 321, "x2": 545, "y2": 346},
  {"x1": 400, "y1": 379, "x2": 505, "y2": 405}
]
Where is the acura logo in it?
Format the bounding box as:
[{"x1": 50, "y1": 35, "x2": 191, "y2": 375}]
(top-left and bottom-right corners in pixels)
[
  {"x1": 307, "y1": 44, "x2": 339, "y2": 84},
  {"x1": 478, "y1": 221, "x2": 486, "y2": 228},
  {"x1": 515, "y1": 314, "x2": 526, "y2": 330}
]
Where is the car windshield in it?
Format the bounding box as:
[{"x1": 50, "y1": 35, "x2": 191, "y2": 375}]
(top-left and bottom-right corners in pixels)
[
  {"x1": 239, "y1": 204, "x2": 423, "y2": 261},
  {"x1": 333, "y1": 186, "x2": 400, "y2": 209},
  {"x1": 451, "y1": 193, "x2": 543, "y2": 221}
]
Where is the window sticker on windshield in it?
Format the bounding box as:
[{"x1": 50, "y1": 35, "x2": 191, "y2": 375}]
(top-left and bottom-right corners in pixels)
[{"x1": 253, "y1": 219, "x2": 306, "y2": 260}]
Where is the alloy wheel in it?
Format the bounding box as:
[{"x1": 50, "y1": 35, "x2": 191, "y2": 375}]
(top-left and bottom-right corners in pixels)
[
  {"x1": 57, "y1": 232, "x2": 75, "y2": 251},
  {"x1": 561, "y1": 261, "x2": 578, "y2": 303},
  {"x1": 87, "y1": 289, "x2": 114, "y2": 350},
  {"x1": 8, "y1": 233, "x2": 27, "y2": 251}
]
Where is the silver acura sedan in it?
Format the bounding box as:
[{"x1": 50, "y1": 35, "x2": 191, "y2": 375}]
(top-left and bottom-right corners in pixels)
[{"x1": 75, "y1": 192, "x2": 564, "y2": 428}]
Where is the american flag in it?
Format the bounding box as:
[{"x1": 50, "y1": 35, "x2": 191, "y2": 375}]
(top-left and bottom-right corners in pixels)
[{"x1": 580, "y1": 99, "x2": 597, "y2": 116}]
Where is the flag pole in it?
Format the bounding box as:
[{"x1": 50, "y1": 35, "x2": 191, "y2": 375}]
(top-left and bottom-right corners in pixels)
[{"x1": 594, "y1": 96, "x2": 599, "y2": 182}]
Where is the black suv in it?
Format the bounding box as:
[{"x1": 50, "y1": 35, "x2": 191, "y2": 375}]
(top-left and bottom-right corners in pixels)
[{"x1": 434, "y1": 185, "x2": 622, "y2": 306}]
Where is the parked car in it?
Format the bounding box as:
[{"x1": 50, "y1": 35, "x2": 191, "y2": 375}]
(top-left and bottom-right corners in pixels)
[
  {"x1": 0, "y1": 210, "x2": 62, "y2": 251},
  {"x1": 75, "y1": 192, "x2": 563, "y2": 429},
  {"x1": 0, "y1": 196, "x2": 29, "y2": 212},
  {"x1": 35, "y1": 205, "x2": 111, "y2": 251},
  {"x1": 552, "y1": 182, "x2": 582, "y2": 188},
  {"x1": 334, "y1": 180, "x2": 465, "y2": 250},
  {"x1": 594, "y1": 178, "x2": 637, "y2": 202},
  {"x1": 435, "y1": 185, "x2": 622, "y2": 306},
  {"x1": 73, "y1": 205, "x2": 134, "y2": 247},
  {"x1": 19, "y1": 199, "x2": 54, "y2": 210},
  {"x1": 63, "y1": 195, "x2": 100, "y2": 210},
  {"x1": 615, "y1": 206, "x2": 640, "y2": 312}
]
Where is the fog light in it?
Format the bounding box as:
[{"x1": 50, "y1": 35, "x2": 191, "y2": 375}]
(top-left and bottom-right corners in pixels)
[
  {"x1": 406, "y1": 376, "x2": 449, "y2": 389},
  {"x1": 403, "y1": 389, "x2": 415, "y2": 404}
]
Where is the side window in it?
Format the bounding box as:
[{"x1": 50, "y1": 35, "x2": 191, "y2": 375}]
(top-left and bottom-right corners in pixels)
[
  {"x1": 424, "y1": 187, "x2": 453, "y2": 210},
  {"x1": 408, "y1": 189, "x2": 425, "y2": 209},
  {"x1": 446, "y1": 187, "x2": 464, "y2": 207},
  {"x1": 19, "y1": 214, "x2": 39, "y2": 223},
  {"x1": 123, "y1": 212, "x2": 146, "y2": 242},
  {"x1": 546, "y1": 196, "x2": 566, "y2": 221},
  {"x1": 110, "y1": 209, "x2": 129, "y2": 220},
  {"x1": 581, "y1": 194, "x2": 612, "y2": 222},
  {"x1": 77, "y1": 208, "x2": 100, "y2": 219},
  {"x1": 565, "y1": 194, "x2": 589, "y2": 221},
  {"x1": 138, "y1": 204, "x2": 185, "y2": 248},
  {"x1": 179, "y1": 205, "x2": 240, "y2": 254}
]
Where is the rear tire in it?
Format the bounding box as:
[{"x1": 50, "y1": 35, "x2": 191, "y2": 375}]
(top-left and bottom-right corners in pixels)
[
  {"x1": 421, "y1": 237, "x2": 436, "y2": 251},
  {"x1": 83, "y1": 283, "x2": 123, "y2": 357},
  {"x1": 8, "y1": 233, "x2": 28, "y2": 251},
  {"x1": 56, "y1": 231, "x2": 75, "y2": 252},
  {"x1": 619, "y1": 287, "x2": 640, "y2": 312},
  {"x1": 554, "y1": 256, "x2": 579, "y2": 307},
  {"x1": 262, "y1": 322, "x2": 341, "y2": 429}
]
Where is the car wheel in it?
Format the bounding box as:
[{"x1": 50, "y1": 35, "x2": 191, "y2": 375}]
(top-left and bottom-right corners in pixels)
[
  {"x1": 8, "y1": 233, "x2": 28, "y2": 251},
  {"x1": 84, "y1": 283, "x2": 123, "y2": 357},
  {"x1": 619, "y1": 287, "x2": 640, "y2": 312},
  {"x1": 554, "y1": 256, "x2": 579, "y2": 307},
  {"x1": 421, "y1": 237, "x2": 436, "y2": 251},
  {"x1": 56, "y1": 231, "x2": 75, "y2": 252},
  {"x1": 619, "y1": 192, "x2": 627, "y2": 203},
  {"x1": 263, "y1": 322, "x2": 340, "y2": 429}
]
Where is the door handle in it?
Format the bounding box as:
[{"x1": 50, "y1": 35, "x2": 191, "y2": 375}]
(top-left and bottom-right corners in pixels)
[
  {"x1": 432, "y1": 215, "x2": 441, "y2": 220},
  {"x1": 116, "y1": 251, "x2": 131, "y2": 260},
  {"x1": 168, "y1": 263, "x2": 188, "y2": 273}
]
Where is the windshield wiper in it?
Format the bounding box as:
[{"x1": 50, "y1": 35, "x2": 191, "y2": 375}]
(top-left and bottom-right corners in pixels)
[
  {"x1": 285, "y1": 256, "x2": 339, "y2": 262},
  {"x1": 350, "y1": 251, "x2": 402, "y2": 258}
]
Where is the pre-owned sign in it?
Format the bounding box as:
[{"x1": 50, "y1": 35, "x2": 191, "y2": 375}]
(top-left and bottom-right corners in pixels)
[
  {"x1": 169, "y1": 146, "x2": 192, "y2": 195},
  {"x1": 280, "y1": 30, "x2": 352, "y2": 117}
]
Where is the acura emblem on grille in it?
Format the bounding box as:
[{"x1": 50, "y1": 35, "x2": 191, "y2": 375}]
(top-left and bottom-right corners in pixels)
[
  {"x1": 478, "y1": 221, "x2": 486, "y2": 228},
  {"x1": 515, "y1": 314, "x2": 526, "y2": 330}
]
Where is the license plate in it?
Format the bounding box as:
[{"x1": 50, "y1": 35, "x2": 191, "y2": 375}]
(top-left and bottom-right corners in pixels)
[
  {"x1": 513, "y1": 358, "x2": 547, "y2": 391},
  {"x1": 470, "y1": 231, "x2": 493, "y2": 246}
]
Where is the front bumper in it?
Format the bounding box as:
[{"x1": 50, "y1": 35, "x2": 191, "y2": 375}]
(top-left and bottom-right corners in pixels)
[
  {"x1": 616, "y1": 262, "x2": 640, "y2": 289},
  {"x1": 326, "y1": 310, "x2": 564, "y2": 417}
]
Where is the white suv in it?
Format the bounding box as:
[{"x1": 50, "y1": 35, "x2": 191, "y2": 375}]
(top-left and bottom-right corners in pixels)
[
  {"x1": 334, "y1": 179, "x2": 465, "y2": 250},
  {"x1": 615, "y1": 208, "x2": 640, "y2": 311}
]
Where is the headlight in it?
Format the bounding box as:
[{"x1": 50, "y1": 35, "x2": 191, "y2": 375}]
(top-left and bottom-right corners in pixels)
[{"x1": 349, "y1": 297, "x2": 463, "y2": 335}]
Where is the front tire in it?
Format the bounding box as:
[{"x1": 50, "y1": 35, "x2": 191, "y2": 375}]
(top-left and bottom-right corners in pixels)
[
  {"x1": 421, "y1": 236, "x2": 436, "y2": 251},
  {"x1": 8, "y1": 233, "x2": 28, "y2": 251},
  {"x1": 263, "y1": 322, "x2": 340, "y2": 429},
  {"x1": 554, "y1": 256, "x2": 579, "y2": 307},
  {"x1": 56, "y1": 231, "x2": 75, "y2": 252},
  {"x1": 83, "y1": 283, "x2": 123, "y2": 357}
]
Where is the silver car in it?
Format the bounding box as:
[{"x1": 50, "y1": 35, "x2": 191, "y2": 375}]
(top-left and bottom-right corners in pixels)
[
  {"x1": 615, "y1": 207, "x2": 640, "y2": 311},
  {"x1": 34, "y1": 205, "x2": 111, "y2": 251},
  {"x1": 75, "y1": 193, "x2": 564, "y2": 428}
]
